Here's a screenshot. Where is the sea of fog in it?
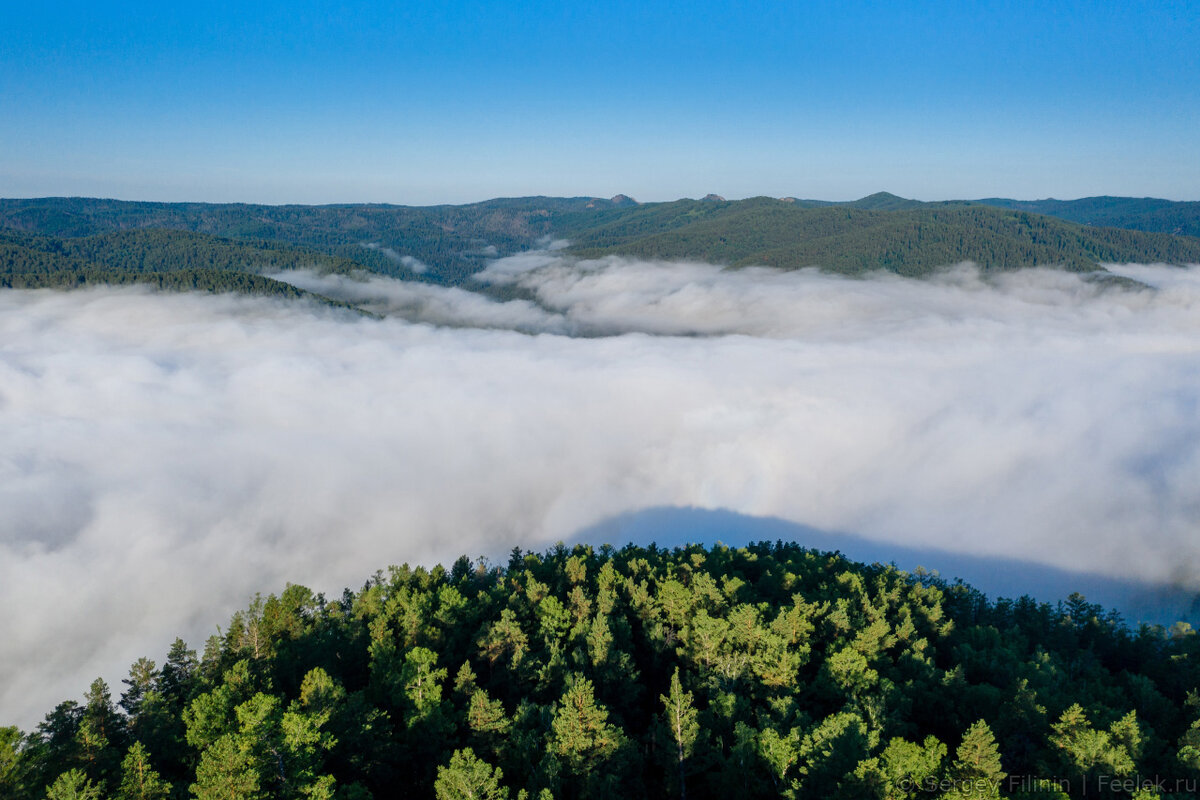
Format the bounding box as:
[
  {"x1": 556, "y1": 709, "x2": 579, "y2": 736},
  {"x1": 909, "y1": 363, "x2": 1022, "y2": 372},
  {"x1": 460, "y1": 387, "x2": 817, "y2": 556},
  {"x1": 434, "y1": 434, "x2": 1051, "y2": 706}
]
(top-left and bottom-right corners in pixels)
[{"x1": 3, "y1": 256, "x2": 1200, "y2": 728}]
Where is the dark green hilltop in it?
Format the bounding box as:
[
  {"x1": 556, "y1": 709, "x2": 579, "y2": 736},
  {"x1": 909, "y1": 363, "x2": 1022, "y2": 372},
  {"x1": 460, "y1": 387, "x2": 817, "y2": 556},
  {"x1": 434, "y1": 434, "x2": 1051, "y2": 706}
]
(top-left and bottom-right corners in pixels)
[
  {"x1": 0, "y1": 228, "x2": 365, "y2": 304},
  {"x1": 2, "y1": 193, "x2": 1200, "y2": 300},
  {"x1": 562, "y1": 195, "x2": 1200, "y2": 276},
  {"x1": 975, "y1": 196, "x2": 1200, "y2": 239},
  {"x1": 6, "y1": 542, "x2": 1200, "y2": 799}
]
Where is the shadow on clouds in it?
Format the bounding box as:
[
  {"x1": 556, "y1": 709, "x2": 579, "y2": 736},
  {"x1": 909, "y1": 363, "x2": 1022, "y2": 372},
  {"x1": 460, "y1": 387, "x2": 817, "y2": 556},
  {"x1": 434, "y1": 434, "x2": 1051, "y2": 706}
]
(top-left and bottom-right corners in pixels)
[{"x1": 576, "y1": 505, "x2": 1200, "y2": 628}]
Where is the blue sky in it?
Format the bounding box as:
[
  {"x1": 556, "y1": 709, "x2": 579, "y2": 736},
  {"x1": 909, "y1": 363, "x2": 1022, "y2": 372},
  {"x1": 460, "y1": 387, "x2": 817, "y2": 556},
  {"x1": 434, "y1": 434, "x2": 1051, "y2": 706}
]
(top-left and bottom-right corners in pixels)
[{"x1": 2, "y1": 0, "x2": 1197, "y2": 204}]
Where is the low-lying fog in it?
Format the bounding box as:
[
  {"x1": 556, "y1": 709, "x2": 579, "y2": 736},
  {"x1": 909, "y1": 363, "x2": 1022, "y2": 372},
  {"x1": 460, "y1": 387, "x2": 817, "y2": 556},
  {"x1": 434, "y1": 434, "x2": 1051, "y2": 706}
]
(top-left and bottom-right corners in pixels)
[{"x1": 3, "y1": 255, "x2": 1200, "y2": 727}]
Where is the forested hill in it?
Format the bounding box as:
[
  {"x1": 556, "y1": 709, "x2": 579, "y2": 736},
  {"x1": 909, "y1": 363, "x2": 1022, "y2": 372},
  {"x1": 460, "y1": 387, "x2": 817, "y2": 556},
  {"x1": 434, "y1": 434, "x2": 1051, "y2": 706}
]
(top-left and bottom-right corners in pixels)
[
  {"x1": 975, "y1": 196, "x2": 1200, "y2": 239},
  {"x1": 0, "y1": 229, "x2": 361, "y2": 303},
  {"x1": 563, "y1": 199, "x2": 1200, "y2": 275},
  {"x1": 4, "y1": 541, "x2": 1200, "y2": 799},
  {"x1": 0, "y1": 196, "x2": 613, "y2": 286},
  {"x1": 3, "y1": 195, "x2": 1200, "y2": 288}
]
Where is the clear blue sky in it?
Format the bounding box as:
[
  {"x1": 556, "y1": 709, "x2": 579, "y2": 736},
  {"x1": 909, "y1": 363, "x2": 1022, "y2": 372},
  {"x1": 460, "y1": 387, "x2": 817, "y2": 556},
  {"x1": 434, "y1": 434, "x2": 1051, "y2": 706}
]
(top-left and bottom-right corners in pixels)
[{"x1": 2, "y1": 0, "x2": 1197, "y2": 204}]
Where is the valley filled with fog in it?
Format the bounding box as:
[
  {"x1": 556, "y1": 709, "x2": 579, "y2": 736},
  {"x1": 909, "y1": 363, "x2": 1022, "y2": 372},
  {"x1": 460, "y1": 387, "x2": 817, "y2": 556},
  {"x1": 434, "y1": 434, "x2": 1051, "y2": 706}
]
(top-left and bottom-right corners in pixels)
[{"x1": 3, "y1": 255, "x2": 1200, "y2": 726}]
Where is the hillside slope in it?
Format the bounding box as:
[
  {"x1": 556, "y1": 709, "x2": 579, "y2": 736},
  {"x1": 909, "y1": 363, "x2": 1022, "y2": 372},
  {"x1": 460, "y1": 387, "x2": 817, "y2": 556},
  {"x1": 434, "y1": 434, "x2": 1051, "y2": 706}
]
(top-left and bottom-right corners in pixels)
[
  {"x1": 3, "y1": 540, "x2": 1198, "y2": 799},
  {"x1": 0, "y1": 229, "x2": 358, "y2": 302},
  {"x1": 976, "y1": 196, "x2": 1200, "y2": 238},
  {"x1": 3, "y1": 195, "x2": 1200, "y2": 286},
  {"x1": 567, "y1": 199, "x2": 1200, "y2": 275},
  {"x1": 0, "y1": 196, "x2": 621, "y2": 284}
]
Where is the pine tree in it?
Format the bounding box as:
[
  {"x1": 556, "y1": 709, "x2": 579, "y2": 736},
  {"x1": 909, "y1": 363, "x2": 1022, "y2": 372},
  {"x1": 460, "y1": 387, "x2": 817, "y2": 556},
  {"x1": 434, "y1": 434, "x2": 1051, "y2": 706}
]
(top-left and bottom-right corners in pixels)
[
  {"x1": 0, "y1": 726, "x2": 24, "y2": 798},
  {"x1": 1177, "y1": 692, "x2": 1200, "y2": 772},
  {"x1": 158, "y1": 639, "x2": 198, "y2": 704},
  {"x1": 947, "y1": 721, "x2": 1004, "y2": 799},
  {"x1": 794, "y1": 711, "x2": 871, "y2": 800},
  {"x1": 434, "y1": 748, "x2": 509, "y2": 800},
  {"x1": 477, "y1": 610, "x2": 529, "y2": 671},
  {"x1": 659, "y1": 668, "x2": 699, "y2": 800},
  {"x1": 853, "y1": 735, "x2": 946, "y2": 800},
  {"x1": 454, "y1": 662, "x2": 479, "y2": 699},
  {"x1": 190, "y1": 735, "x2": 261, "y2": 800},
  {"x1": 115, "y1": 742, "x2": 169, "y2": 800},
  {"x1": 1108, "y1": 711, "x2": 1143, "y2": 767},
  {"x1": 1048, "y1": 704, "x2": 1138, "y2": 790},
  {"x1": 44, "y1": 769, "x2": 103, "y2": 800},
  {"x1": 549, "y1": 677, "x2": 629, "y2": 798},
  {"x1": 30, "y1": 702, "x2": 84, "y2": 790},
  {"x1": 401, "y1": 647, "x2": 448, "y2": 722},
  {"x1": 120, "y1": 659, "x2": 160, "y2": 719},
  {"x1": 77, "y1": 678, "x2": 123, "y2": 788},
  {"x1": 467, "y1": 689, "x2": 511, "y2": 755}
]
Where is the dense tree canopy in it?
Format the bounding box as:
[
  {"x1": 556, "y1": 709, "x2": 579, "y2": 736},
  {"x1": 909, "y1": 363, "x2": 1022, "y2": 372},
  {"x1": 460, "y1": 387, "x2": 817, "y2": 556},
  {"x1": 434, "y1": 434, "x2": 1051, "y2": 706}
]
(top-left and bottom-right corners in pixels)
[
  {"x1": 5, "y1": 542, "x2": 1200, "y2": 799},
  {"x1": 566, "y1": 202, "x2": 1200, "y2": 275},
  {"x1": 976, "y1": 197, "x2": 1200, "y2": 240},
  {"x1": 0, "y1": 229, "x2": 368, "y2": 305}
]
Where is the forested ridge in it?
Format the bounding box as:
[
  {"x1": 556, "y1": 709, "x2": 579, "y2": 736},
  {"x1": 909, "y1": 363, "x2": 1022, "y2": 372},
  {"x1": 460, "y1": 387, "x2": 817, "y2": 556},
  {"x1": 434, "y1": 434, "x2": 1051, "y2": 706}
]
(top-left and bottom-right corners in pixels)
[
  {"x1": 975, "y1": 197, "x2": 1200, "y2": 239},
  {"x1": 3, "y1": 195, "x2": 1199, "y2": 292},
  {"x1": 0, "y1": 229, "x2": 360, "y2": 304},
  {"x1": 0, "y1": 197, "x2": 606, "y2": 285},
  {"x1": 5, "y1": 542, "x2": 1200, "y2": 799},
  {"x1": 564, "y1": 201, "x2": 1200, "y2": 275}
]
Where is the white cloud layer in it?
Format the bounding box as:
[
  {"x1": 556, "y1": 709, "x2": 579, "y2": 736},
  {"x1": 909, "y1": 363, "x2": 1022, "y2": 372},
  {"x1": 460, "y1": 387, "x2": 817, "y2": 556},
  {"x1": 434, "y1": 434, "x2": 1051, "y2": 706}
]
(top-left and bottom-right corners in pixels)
[{"x1": 3, "y1": 258, "x2": 1200, "y2": 727}]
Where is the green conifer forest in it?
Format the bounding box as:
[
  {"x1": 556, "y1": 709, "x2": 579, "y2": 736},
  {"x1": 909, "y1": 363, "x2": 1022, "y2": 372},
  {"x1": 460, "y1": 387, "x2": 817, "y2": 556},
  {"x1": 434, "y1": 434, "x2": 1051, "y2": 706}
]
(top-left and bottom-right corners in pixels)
[{"x1": 4, "y1": 542, "x2": 1199, "y2": 799}]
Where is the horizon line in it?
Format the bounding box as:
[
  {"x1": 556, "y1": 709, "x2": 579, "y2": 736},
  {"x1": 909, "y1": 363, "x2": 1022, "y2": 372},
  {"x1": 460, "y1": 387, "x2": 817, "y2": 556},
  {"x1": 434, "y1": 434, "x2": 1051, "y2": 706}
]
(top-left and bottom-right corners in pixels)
[{"x1": 3, "y1": 191, "x2": 1199, "y2": 208}]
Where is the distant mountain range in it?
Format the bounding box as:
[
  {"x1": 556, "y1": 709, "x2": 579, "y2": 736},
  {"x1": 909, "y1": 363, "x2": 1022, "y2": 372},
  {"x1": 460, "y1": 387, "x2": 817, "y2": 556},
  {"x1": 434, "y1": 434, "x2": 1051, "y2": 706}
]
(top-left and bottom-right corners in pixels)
[{"x1": 1, "y1": 193, "x2": 1198, "y2": 296}]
